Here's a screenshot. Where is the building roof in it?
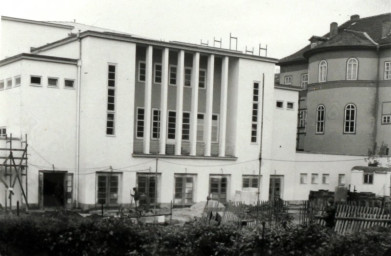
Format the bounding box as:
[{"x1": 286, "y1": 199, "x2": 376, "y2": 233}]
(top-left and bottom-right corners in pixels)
[
  {"x1": 0, "y1": 53, "x2": 78, "y2": 67},
  {"x1": 278, "y1": 13, "x2": 391, "y2": 65},
  {"x1": 351, "y1": 166, "x2": 391, "y2": 173}
]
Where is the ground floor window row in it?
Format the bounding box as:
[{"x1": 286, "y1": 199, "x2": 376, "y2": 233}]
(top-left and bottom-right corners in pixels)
[
  {"x1": 299, "y1": 173, "x2": 346, "y2": 186},
  {"x1": 2, "y1": 75, "x2": 76, "y2": 89}
]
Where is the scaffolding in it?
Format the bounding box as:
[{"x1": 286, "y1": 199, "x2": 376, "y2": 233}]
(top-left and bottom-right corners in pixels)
[{"x1": 0, "y1": 134, "x2": 28, "y2": 211}]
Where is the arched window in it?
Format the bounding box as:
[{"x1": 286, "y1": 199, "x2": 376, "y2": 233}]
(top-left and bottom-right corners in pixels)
[
  {"x1": 316, "y1": 105, "x2": 325, "y2": 134},
  {"x1": 318, "y1": 60, "x2": 327, "y2": 82},
  {"x1": 344, "y1": 104, "x2": 356, "y2": 133},
  {"x1": 346, "y1": 58, "x2": 358, "y2": 80}
]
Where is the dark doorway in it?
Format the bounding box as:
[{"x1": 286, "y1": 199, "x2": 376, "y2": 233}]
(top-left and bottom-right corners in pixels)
[
  {"x1": 43, "y1": 172, "x2": 65, "y2": 207},
  {"x1": 269, "y1": 175, "x2": 284, "y2": 201}
]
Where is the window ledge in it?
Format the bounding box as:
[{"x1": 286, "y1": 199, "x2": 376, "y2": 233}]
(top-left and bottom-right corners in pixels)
[
  {"x1": 30, "y1": 84, "x2": 42, "y2": 87},
  {"x1": 132, "y1": 153, "x2": 237, "y2": 161}
]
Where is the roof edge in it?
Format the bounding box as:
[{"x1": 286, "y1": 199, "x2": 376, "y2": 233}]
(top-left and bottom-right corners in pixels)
[
  {"x1": 303, "y1": 45, "x2": 377, "y2": 58},
  {"x1": 274, "y1": 84, "x2": 302, "y2": 91},
  {"x1": 0, "y1": 53, "x2": 78, "y2": 67},
  {"x1": 1, "y1": 16, "x2": 74, "y2": 30}
]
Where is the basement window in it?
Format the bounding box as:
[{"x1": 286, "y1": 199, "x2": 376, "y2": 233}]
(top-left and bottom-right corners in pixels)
[
  {"x1": 276, "y1": 101, "x2": 283, "y2": 108},
  {"x1": 64, "y1": 79, "x2": 75, "y2": 88},
  {"x1": 30, "y1": 76, "x2": 41, "y2": 86}
]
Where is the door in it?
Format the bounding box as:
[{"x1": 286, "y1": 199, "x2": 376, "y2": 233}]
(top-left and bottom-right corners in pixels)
[
  {"x1": 269, "y1": 175, "x2": 284, "y2": 201},
  {"x1": 97, "y1": 174, "x2": 119, "y2": 205},
  {"x1": 174, "y1": 175, "x2": 194, "y2": 205},
  {"x1": 209, "y1": 175, "x2": 228, "y2": 203},
  {"x1": 42, "y1": 172, "x2": 66, "y2": 207},
  {"x1": 137, "y1": 174, "x2": 159, "y2": 204}
]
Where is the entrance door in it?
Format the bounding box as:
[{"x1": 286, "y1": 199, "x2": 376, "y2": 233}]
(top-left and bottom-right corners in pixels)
[
  {"x1": 269, "y1": 175, "x2": 284, "y2": 201},
  {"x1": 209, "y1": 175, "x2": 228, "y2": 203},
  {"x1": 43, "y1": 172, "x2": 66, "y2": 207},
  {"x1": 137, "y1": 174, "x2": 159, "y2": 204}
]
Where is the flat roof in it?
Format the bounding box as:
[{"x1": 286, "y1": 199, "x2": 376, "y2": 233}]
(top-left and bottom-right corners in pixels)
[
  {"x1": 1, "y1": 16, "x2": 73, "y2": 30},
  {"x1": 0, "y1": 53, "x2": 78, "y2": 67}
]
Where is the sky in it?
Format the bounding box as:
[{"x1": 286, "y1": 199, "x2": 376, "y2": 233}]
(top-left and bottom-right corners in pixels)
[{"x1": 0, "y1": 0, "x2": 390, "y2": 59}]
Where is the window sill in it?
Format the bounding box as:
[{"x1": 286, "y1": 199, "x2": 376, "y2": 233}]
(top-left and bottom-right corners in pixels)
[
  {"x1": 48, "y1": 86, "x2": 59, "y2": 89},
  {"x1": 132, "y1": 153, "x2": 237, "y2": 161},
  {"x1": 30, "y1": 84, "x2": 42, "y2": 87}
]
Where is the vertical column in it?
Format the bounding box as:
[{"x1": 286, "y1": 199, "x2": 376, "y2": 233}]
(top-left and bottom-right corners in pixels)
[
  {"x1": 190, "y1": 52, "x2": 200, "y2": 156},
  {"x1": 219, "y1": 56, "x2": 229, "y2": 157},
  {"x1": 204, "y1": 54, "x2": 214, "y2": 156},
  {"x1": 175, "y1": 50, "x2": 185, "y2": 155},
  {"x1": 143, "y1": 46, "x2": 153, "y2": 154},
  {"x1": 159, "y1": 48, "x2": 169, "y2": 154}
]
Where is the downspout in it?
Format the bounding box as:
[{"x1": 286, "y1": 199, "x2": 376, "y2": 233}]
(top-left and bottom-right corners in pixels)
[
  {"x1": 75, "y1": 30, "x2": 82, "y2": 208},
  {"x1": 257, "y1": 73, "x2": 265, "y2": 208},
  {"x1": 373, "y1": 44, "x2": 380, "y2": 154}
]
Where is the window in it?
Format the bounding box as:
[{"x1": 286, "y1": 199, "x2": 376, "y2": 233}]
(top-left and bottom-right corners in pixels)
[
  {"x1": 287, "y1": 102, "x2": 294, "y2": 109},
  {"x1": 185, "y1": 68, "x2": 192, "y2": 87},
  {"x1": 106, "y1": 65, "x2": 116, "y2": 135},
  {"x1": 338, "y1": 174, "x2": 345, "y2": 186},
  {"x1": 168, "y1": 111, "x2": 176, "y2": 139},
  {"x1": 318, "y1": 60, "x2": 327, "y2": 82},
  {"x1": 209, "y1": 175, "x2": 228, "y2": 203},
  {"x1": 6, "y1": 78, "x2": 12, "y2": 89},
  {"x1": 182, "y1": 112, "x2": 190, "y2": 140},
  {"x1": 316, "y1": 105, "x2": 325, "y2": 134},
  {"x1": 212, "y1": 114, "x2": 219, "y2": 143},
  {"x1": 197, "y1": 113, "x2": 204, "y2": 142},
  {"x1": 30, "y1": 76, "x2": 41, "y2": 85},
  {"x1": 300, "y1": 173, "x2": 307, "y2": 184},
  {"x1": 298, "y1": 110, "x2": 306, "y2": 129},
  {"x1": 346, "y1": 58, "x2": 358, "y2": 80},
  {"x1": 64, "y1": 79, "x2": 75, "y2": 88},
  {"x1": 199, "y1": 69, "x2": 206, "y2": 88},
  {"x1": 154, "y1": 63, "x2": 162, "y2": 84},
  {"x1": 152, "y1": 109, "x2": 160, "y2": 139},
  {"x1": 251, "y1": 82, "x2": 259, "y2": 143},
  {"x1": 138, "y1": 61, "x2": 146, "y2": 82},
  {"x1": 138, "y1": 173, "x2": 160, "y2": 204},
  {"x1": 381, "y1": 102, "x2": 391, "y2": 125},
  {"x1": 169, "y1": 65, "x2": 177, "y2": 85},
  {"x1": 242, "y1": 175, "x2": 259, "y2": 189},
  {"x1": 363, "y1": 172, "x2": 373, "y2": 184},
  {"x1": 14, "y1": 76, "x2": 21, "y2": 87},
  {"x1": 48, "y1": 78, "x2": 58, "y2": 87},
  {"x1": 344, "y1": 104, "x2": 356, "y2": 134},
  {"x1": 0, "y1": 127, "x2": 6, "y2": 138},
  {"x1": 311, "y1": 173, "x2": 319, "y2": 184},
  {"x1": 384, "y1": 62, "x2": 391, "y2": 80},
  {"x1": 174, "y1": 174, "x2": 195, "y2": 205},
  {"x1": 97, "y1": 173, "x2": 120, "y2": 205},
  {"x1": 136, "y1": 108, "x2": 144, "y2": 138},
  {"x1": 301, "y1": 74, "x2": 308, "y2": 88},
  {"x1": 276, "y1": 101, "x2": 283, "y2": 108},
  {"x1": 322, "y1": 174, "x2": 329, "y2": 184},
  {"x1": 0, "y1": 80, "x2": 4, "y2": 90},
  {"x1": 284, "y1": 76, "x2": 292, "y2": 85}
]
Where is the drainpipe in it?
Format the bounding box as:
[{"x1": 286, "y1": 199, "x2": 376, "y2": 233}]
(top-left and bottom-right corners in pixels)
[
  {"x1": 257, "y1": 73, "x2": 265, "y2": 208},
  {"x1": 373, "y1": 44, "x2": 380, "y2": 154},
  {"x1": 75, "y1": 30, "x2": 82, "y2": 208}
]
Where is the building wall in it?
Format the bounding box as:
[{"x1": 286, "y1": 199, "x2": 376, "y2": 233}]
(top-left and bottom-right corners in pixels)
[
  {"x1": 36, "y1": 40, "x2": 80, "y2": 59},
  {"x1": 279, "y1": 63, "x2": 308, "y2": 87},
  {"x1": 351, "y1": 169, "x2": 391, "y2": 196}
]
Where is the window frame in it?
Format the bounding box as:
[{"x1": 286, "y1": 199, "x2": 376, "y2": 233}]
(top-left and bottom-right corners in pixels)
[
  {"x1": 197, "y1": 113, "x2": 204, "y2": 142},
  {"x1": 47, "y1": 77, "x2": 59, "y2": 88},
  {"x1": 381, "y1": 101, "x2": 391, "y2": 125},
  {"x1": 276, "y1": 100, "x2": 284, "y2": 109},
  {"x1": 338, "y1": 174, "x2": 345, "y2": 186},
  {"x1": 322, "y1": 174, "x2": 329, "y2": 184},
  {"x1": 0, "y1": 127, "x2": 6, "y2": 138},
  {"x1": 311, "y1": 173, "x2": 319, "y2": 184},
  {"x1": 318, "y1": 60, "x2": 327, "y2": 83},
  {"x1": 384, "y1": 61, "x2": 391, "y2": 80},
  {"x1": 106, "y1": 64, "x2": 116, "y2": 136},
  {"x1": 242, "y1": 175, "x2": 260, "y2": 189},
  {"x1": 174, "y1": 174, "x2": 196, "y2": 205},
  {"x1": 343, "y1": 103, "x2": 356, "y2": 134},
  {"x1": 284, "y1": 75, "x2": 292, "y2": 85},
  {"x1": 6, "y1": 78, "x2": 12, "y2": 89},
  {"x1": 0, "y1": 80, "x2": 4, "y2": 90},
  {"x1": 154, "y1": 63, "x2": 162, "y2": 84},
  {"x1": 363, "y1": 172, "x2": 374, "y2": 185},
  {"x1": 300, "y1": 173, "x2": 307, "y2": 184},
  {"x1": 96, "y1": 172, "x2": 121, "y2": 205},
  {"x1": 251, "y1": 82, "x2": 260, "y2": 143},
  {"x1": 316, "y1": 105, "x2": 325, "y2": 134},
  {"x1": 184, "y1": 67, "x2": 192, "y2": 87},
  {"x1": 182, "y1": 111, "x2": 191, "y2": 141},
  {"x1": 151, "y1": 108, "x2": 161, "y2": 140},
  {"x1": 301, "y1": 73, "x2": 308, "y2": 88},
  {"x1": 211, "y1": 114, "x2": 219, "y2": 143},
  {"x1": 136, "y1": 107, "x2": 145, "y2": 139},
  {"x1": 167, "y1": 110, "x2": 176, "y2": 140},
  {"x1": 138, "y1": 61, "x2": 146, "y2": 82},
  {"x1": 287, "y1": 102, "x2": 294, "y2": 110},
  {"x1": 14, "y1": 76, "x2": 21, "y2": 87},
  {"x1": 64, "y1": 79, "x2": 75, "y2": 89},
  {"x1": 346, "y1": 58, "x2": 358, "y2": 80},
  {"x1": 30, "y1": 75, "x2": 42, "y2": 86},
  {"x1": 199, "y1": 69, "x2": 207, "y2": 89},
  {"x1": 169, "y1": 65, "x2": 177, "y2": 86},
  {"x1": 298, "y1": 110, "x2": 307, "y2": 129}
]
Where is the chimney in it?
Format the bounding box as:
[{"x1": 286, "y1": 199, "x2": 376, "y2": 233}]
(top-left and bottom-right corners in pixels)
[
  {"x1": 350, "y1": 14, "x2": 360, "y2": 21},
  {"x1": 330, "y1": 22, "x2": 338, "y2": 37},
  {"x1": 382, "y1": 21, "x2": 391, "y2": 38}
]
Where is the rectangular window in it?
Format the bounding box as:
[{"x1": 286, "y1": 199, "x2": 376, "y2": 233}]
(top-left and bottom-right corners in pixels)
[
  {"x1": 197, "y1": 113, "x2": 204, "y2": 142},
  {"x1": 382, "y1": 102, "x2": 391, "y2": 125},
  {"x1": 14, "y1": 76, "x2": 21, "y2": 87},
  {"x1": 284, "y1": 76, "x2": 292, "y2": 85},
  {"x1": 169, "y1": 65, "x2": 177, "y2": 85},
  {"x1": 182, "y1": 112, "x2": 190, "y2": 140},
  {"x1": 298, "y1": 110, "x2": 306, "y2": 129},
  {"x1": 138, "y1": 61, "x2": 146, "y2": 82},
  {"x1": 106, "y1": 65, "x2": 116, "y2": 135},
  {"x1": 174, "y1": 174, "x2": 195, "y2": 205},
  {"x1": 251, "y1": 82, "x2": 259, "y2": 143},
  {"x1": 311, "y1": 173, "x2": 319, "y2": 184},
  {"x1": 338, "y1": 174, "x2": 345, "y2": 186},
  {"x1": 384, "y1": 62, "x2": 391, "y2": 80},
  {"x1": 64, "y1": 79, "x2": 75, "y2": 88},
  {"x1": 301, "y1": 74, "x2": 308, "y2": 88},
  {"x1": 138, "y1": 173, "x2": 160, "y2": 204},
  {"x1": 154, "y1": 63, "x2": 162, "y2": 84},
  {"x1": 209, "y1": 175, "x2": 229, "y2": 203},
  {"x1": 168, "y1": 111, "x2": 176, "y2": 139},
  {"x1": 0, "y1": 127, "x2": 6, "y2": 138},
  {"x1": 97, "y1": 173, "x2": 120, "y2": 205},
  {"x1": 199, "y1": 69, "x2": 206, "y2": 89},
  {"x1": 276, "y1": 101, "x2": 283, "y2": 108},
  {"x1": 6, "y1": 78, "x2": 12, "y2": 89},
  {"x1": 363, "y1": 172, "x2": 373, "y2": 184},
  {"x1": 48, "y1": 77, "x2": 58, "y2": 87},
  {"x1": 287, "y1": 102, "x2": 294, "y2": 109},
  {"x1": 0, "y1": 80, "x2": 4, "y2": 90},
  {"x1": 300, "y1": 173, "x2": 307, "y2": 184},
  {"x1": 185, "y1": 67, "x2": 192, "y2": 87},
  {"x1": 322, "y1": 174, "x2": 329, "y2": 184},
  {"x1": 242, "y1": 175, "x2": 259, "y2": 189},
  {"x1": 152, "y1": 109, "x2": 160, "y2": 139},
  {"x1": 30, "y1": 76, "x2": 41, "y2": 85},
  {"x1": 136, "y1": 108, "x2": 144, "y2": 138},
  {"x1": 212, "y1": 114, "x2": 219, "y2": 143}
]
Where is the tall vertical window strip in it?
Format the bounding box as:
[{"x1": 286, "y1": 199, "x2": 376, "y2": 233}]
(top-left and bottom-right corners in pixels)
[
  {"x1": 154, "y1": 64, "x2": 162, "y2": 84},
  {"x1": 301, "y1": 74, "x2": 308, "y2": 88},
  {"x1": 184, "y1": 68, "x2": 192, "y2": 87},
  {"x1": 318, "y1": 60, "x2": 327, "y2": 82},
  {"x1": 344, "y1": 104, "x2": 356, "y2": 133},
  {"x1": 298, "y1": 110, "x2": 306, "y2": 129},
  {"x1": 136, "y1": 108, "x2": 144, "y2": 138},
  {"x1": 346, "y1": 58, "x2": 358, "y2": 80},
  {"x1": 106, "y1": 65, "x2": 116, "y2": 135},
  {"x1": 212, "y1": 114, "x2": 219, "y2": 143},
  {"x1": 152, "y1": 109, "x2": 160, "y2": 139},
  {"x1": 169, "y1": 66, "x2": 177, "y2": 85},
  {"x1": 385, "y1": 62, "x2": 391, "y2": 80},
  {"x1": 251, "y1": 82, "x2": 259, "y2": 142},
  {"x1": 138, "y1": 61, "x2": 146, "y2": 82},
  {"x1": 168, "y1": 111, "x2": 176, "y2": 139},
  {"x1": 199, "y1": 69, "x2": 206, "y2": 88},
  {"x1": 316, "y1": 105, "x2": 325, "y2": 134},
  {"x1": 182, "y1": 112, "x2": 190, "y2": 140},
  {"x1": 197, "y1": 114, "x2": 204, "y2": 141}
]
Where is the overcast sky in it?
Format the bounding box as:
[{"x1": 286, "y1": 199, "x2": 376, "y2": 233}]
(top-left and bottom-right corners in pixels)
[{"x1": 1, "y1": 0, "x2": 390, "y2": 59}]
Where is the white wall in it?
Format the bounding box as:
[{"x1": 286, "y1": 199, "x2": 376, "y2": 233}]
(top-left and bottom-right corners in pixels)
[{"x1": 351, "y1": 169, "x2": 391, "y2": 196}]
